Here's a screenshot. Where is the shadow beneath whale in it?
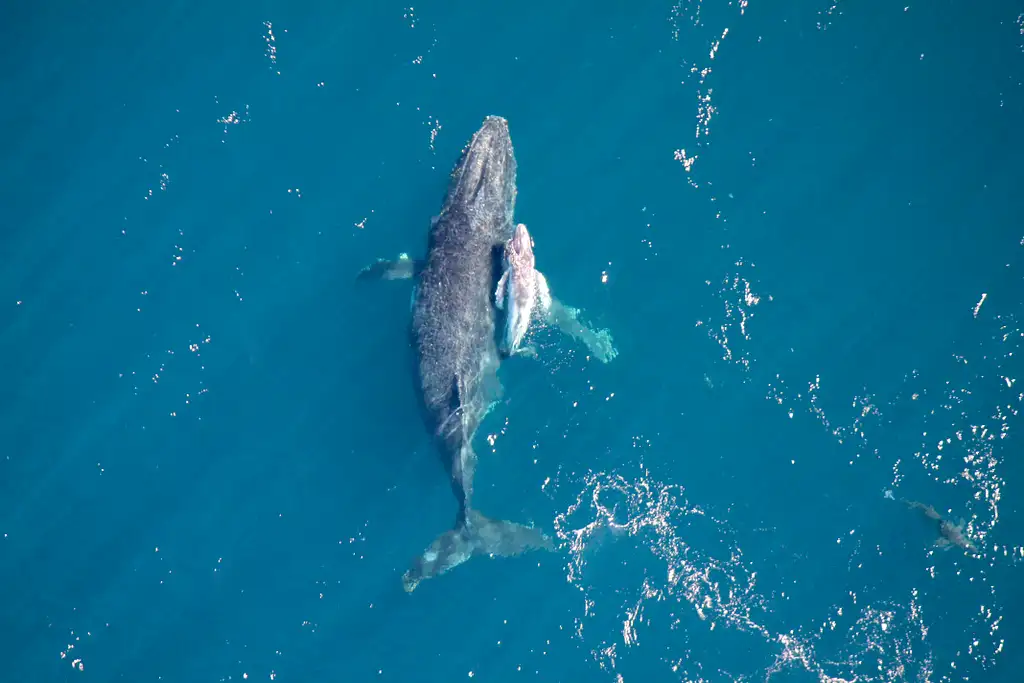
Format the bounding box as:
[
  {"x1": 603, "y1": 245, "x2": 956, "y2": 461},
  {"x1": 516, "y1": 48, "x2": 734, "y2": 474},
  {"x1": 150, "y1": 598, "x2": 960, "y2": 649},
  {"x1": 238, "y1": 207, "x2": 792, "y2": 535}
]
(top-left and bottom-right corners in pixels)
[{"x1": 491, "y1": 242, "x2": 511, "y2": 354}]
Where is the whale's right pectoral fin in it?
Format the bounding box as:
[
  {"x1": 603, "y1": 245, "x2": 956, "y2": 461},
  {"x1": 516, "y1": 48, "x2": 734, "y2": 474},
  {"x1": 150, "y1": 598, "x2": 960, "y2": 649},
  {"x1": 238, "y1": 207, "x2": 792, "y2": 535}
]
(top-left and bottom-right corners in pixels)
[
  {"x1": 356, "y1": 253, "x2": 423, "y2": 282},
  {"x1": 494, "y1": 270, "x2": 509, "y2": 309},
  {"x1": 545, "y1": 297, "x2": 619, "y2": 364},
  {"x1": 935, "y1": 537, "x2": 951, "y2": 549}
]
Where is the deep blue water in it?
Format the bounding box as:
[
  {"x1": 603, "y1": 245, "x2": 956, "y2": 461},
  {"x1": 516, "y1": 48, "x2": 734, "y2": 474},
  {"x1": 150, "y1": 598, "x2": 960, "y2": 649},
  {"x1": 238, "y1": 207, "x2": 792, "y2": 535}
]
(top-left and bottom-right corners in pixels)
[{"x1": 2, "y1": 2, "x2": 1023, "y2": 681}]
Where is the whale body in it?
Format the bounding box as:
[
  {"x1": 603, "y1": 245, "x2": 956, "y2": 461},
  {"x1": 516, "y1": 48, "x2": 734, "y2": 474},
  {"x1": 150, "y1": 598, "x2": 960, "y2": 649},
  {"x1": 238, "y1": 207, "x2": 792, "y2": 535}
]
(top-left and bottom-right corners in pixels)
[{"x1": 401, "y1": 116, "x2": 553, "y2": 592}]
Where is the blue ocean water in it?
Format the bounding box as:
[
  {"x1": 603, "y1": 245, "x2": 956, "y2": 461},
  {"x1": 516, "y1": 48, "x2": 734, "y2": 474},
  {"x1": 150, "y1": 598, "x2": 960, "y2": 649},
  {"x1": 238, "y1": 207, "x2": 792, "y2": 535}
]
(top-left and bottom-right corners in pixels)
[{"x1": 2, "y1": 1, "x2": 1023, "y2": 681}]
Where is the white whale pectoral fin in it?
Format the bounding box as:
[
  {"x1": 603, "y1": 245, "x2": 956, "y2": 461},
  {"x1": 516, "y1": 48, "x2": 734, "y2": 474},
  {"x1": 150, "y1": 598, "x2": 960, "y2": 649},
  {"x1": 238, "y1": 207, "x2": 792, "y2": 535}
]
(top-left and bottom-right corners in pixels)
[
  {"x1": 357, "y1": 253, "x2": 423, "y2": 282},
  {"x1": 430, "y1": 215, "x2": 440, "y2": 228},
  {"x1": 935, "y1": 537, "x2": 950, "y2": 549},
  {"x1": 535, "y1": 271, "x2": 553, "y2": 315},
  {"x1": 495, "y1": 270, "x2": 509, "y2": 309},
  {"x1": 544, "y1": 297, "x2": 619, "y2": 363}
]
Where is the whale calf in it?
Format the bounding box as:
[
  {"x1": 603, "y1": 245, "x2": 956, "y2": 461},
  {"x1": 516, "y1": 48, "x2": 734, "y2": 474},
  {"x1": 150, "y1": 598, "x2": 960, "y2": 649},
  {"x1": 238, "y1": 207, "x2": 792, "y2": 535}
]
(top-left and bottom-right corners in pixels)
[
  {"x1": 359, "y1": 116, "x2": 554, "y2": 591},
  {"x1": 495, "y1": 223, "x2": 552, "y2": 356},
  {"x1": 493, "y1": 223, "x2": 618, "y2": 363}
]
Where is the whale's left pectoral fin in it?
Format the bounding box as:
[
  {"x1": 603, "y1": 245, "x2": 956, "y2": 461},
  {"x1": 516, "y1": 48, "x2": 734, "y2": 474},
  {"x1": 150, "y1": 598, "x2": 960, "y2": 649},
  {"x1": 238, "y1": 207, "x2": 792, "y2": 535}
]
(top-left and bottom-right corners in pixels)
[
  {"x1": 545, "y1": 295, "x2": 618, "y2": 363},
  {"x1": 357, "y1": 253, "x2": 424, "y2": 282},
  {"x1": 935, "y1": 537, "x2": 951, "y2": 550}
]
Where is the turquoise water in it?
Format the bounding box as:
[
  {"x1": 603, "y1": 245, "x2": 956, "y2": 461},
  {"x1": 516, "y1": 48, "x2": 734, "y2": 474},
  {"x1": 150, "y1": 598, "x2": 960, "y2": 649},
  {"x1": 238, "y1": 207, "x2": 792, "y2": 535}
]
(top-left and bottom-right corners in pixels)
[{"x1": 2, "y1": 2, "x2": 1023, "y2": 681}]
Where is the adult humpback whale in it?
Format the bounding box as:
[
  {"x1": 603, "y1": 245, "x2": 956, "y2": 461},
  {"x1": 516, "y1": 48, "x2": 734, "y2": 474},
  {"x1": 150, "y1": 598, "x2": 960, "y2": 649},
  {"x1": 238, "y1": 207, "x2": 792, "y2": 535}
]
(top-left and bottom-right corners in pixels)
[
  {"x1": 361, "y1": 116, "x2": 553, "y2": 592},
  {"x1": 884, "y1": 490, "x2": 977, "y2": 554}
]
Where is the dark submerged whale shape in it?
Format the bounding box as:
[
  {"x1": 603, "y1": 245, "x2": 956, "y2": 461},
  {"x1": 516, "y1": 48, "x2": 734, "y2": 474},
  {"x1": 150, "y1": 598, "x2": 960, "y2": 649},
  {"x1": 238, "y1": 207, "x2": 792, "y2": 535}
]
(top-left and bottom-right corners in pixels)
[
  {"x1": 885, "y1": 490, "x2": 977, "y2": 554},
  {"x1": 904, "y1": 499, "x2": 977, "y2": 554}
]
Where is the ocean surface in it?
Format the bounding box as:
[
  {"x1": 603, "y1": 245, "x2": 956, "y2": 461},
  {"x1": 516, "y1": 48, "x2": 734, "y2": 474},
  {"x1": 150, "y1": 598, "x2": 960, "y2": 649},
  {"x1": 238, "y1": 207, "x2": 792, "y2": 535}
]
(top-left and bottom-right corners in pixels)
[{"x1": 2, "y1": 2, "x2": 1023, "y2": 682}]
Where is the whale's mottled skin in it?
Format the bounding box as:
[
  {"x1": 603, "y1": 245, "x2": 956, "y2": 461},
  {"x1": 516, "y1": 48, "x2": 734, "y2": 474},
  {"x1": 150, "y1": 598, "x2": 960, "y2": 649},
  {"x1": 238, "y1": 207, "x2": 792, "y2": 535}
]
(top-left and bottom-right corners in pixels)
[
  {"x1": 358, "y1": 116, "x2": 553, "y2": 592},
  {"x1": 495, "y1": 223, "x2": 551, "y2": 356}
]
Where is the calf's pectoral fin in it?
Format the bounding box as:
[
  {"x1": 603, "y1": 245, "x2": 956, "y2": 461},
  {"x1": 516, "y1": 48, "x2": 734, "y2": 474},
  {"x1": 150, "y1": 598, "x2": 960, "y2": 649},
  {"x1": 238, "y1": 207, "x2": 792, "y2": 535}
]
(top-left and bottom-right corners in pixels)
[
  {"x1": 535, "y1": 271, "x2": 553, "y2": 315},
  {"x1": 495, "y1": 270, "x2": 509, "y2": 309}
]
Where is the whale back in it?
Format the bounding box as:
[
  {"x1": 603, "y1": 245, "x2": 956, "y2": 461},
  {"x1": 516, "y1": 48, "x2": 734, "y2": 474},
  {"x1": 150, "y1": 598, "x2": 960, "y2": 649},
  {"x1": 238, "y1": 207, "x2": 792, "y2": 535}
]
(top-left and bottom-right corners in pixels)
[{"x1": 412, "y1": 117, "x2": 518, "y2": 474}]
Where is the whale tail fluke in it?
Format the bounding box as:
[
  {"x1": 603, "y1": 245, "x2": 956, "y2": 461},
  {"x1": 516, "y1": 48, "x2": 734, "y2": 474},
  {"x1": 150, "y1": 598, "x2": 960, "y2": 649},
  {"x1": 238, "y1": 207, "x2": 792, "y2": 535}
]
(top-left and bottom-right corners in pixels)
[
  {"x1": 401, "y1": 509, "x2": 554, "y2": 593},
  {"x1": 466, "y1": 509, "x2": 555, "y2": 555}
]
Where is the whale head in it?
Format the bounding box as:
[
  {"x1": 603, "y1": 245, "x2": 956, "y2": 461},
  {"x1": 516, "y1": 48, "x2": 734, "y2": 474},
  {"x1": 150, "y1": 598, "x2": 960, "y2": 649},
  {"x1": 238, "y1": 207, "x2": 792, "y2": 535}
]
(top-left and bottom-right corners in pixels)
[
  {"x1": 507, "y1": 222, "x2": 535, "y2": 270},
  {"x1": 443, "y1": 116, "x2": 517, "y2": 241}
]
